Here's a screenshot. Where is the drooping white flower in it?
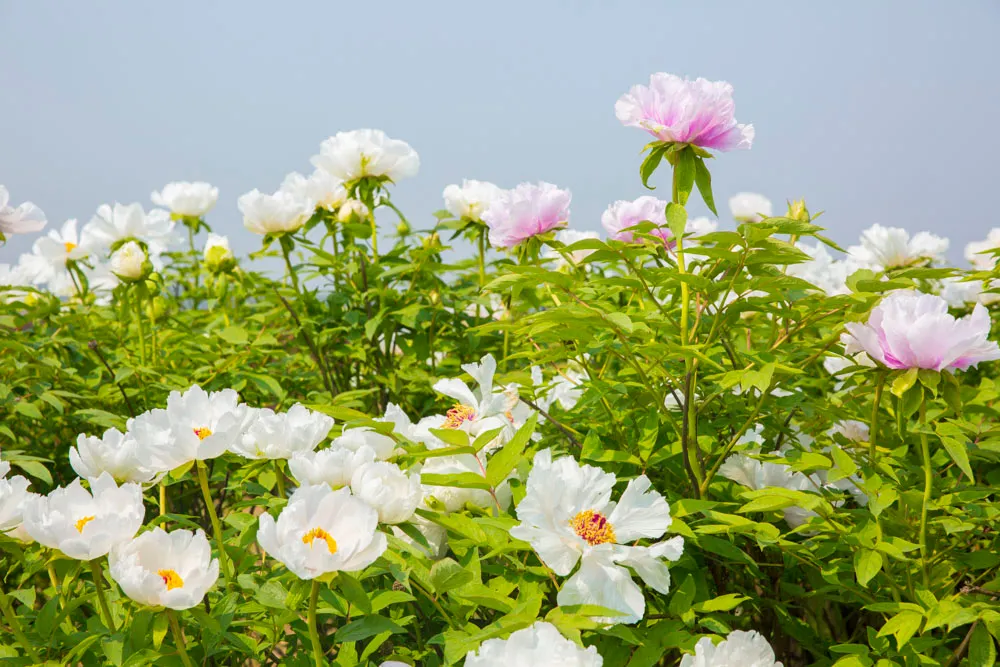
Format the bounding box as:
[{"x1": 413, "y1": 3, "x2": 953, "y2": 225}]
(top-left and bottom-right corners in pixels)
[
  {"x1": 432, "y1": 354, "x2": 519, "y2": 452},
  {"x1": 509, "y1": 449, "x2": 683, "y2": 624},
  {"x1": 312, "y1": 129, "x2": 420, "y2": 183},
  {"x1": 443, "y1": 180, "x2": 503, "y2": 222},
  {"x1": 109, "y1": 240, "x2": 149, "y2": 280},
  {"x1": 279, "y1": 170, "x2": 348, "y2": 212},
  {"x1": 965, "y1": 228, "x2": 1000, "y2": 270},
  {"x1": 543, "y1": 229, "x2": 599, "y2": 269},
  {"x1": 465, "y1": 621, "x2": 603, "y2": 667},
  {"x1": 848, "y1": 224, "x2": 948, "y2": 270},
  {"x1": 0, "y1": 185, "x2": 47, "y2": 237},
  {"x1": 109, "y1": 528, "x2": 219, "y2": 609},
  {"x1": 80, "y1": 203, "x2": 174, "y2": 257},
  {"x1": 22, "y1": 473, "x2": 145, "y2": 560},
  {"x1": 231, "y1": 404, "x2": 333, "y2": 460},
  {"x1": 0, "y1": 466, "x2": 36, "y2": 542},
  {"x1": 257, "y1": 484, "x2": 387, "y2": 579},
  {"x1": 350, "y1": 461, "x2": 422, "y2": 524},
  {"x1": 729, "y1": 192, "x2": 772, "y2": 223},
  {"x1": 288, "y1": 445, "x2": 377, "y2": 490},
  {"x1": 70, "y1": 427, "x2": 159, "y2": 484},
  {"x1": 680, "y1": 630, "x2": 782, "y2": 667},
  {"x1": 151, "y1": 182, "x2": 219, "y2": 218},
  {"x1": 238, "y1": 189, "x2": 313, "y2": 236}
]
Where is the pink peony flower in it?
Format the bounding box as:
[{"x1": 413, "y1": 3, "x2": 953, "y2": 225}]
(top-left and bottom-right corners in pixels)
[
  {"x1": 482, "y1": 182, "x2": 570, "y2": 249},
  {"x1": 615, "y1": 73, "x2": 754, "y2": 151},
  {"x1": 601, "y1": 196, "x2": 671, "y2": 243},
  {"x1": 843, "y1": 291, "x2": 1000, "y2": 372}
]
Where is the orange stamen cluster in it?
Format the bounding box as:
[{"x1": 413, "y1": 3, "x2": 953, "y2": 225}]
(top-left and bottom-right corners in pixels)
[
  {"x1": 193, "y1": 427, "x2": 213, "y2": 441},
  {"x1": 570, "y1": 510, "x2": 616, "y2": 546},
  {"x1": 64, "y1": 242, "x2": 77, "y2": 253},
  {"x1": 302, "y1": 527, "x2": 338, "y2": 554},
  {"x1": 75, "y1": 515, "x2": 96, "y2": 533},
  {"x1": 442, "y1": 404, "x2": 476, "y2": 429},
  {"x1": 158, "y1": 569, "x2": 184, "y2": 590}
]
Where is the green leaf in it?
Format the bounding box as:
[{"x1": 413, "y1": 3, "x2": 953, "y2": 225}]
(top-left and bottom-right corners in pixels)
[
  {"x1": 674, "y1": 147, "x2": 696, "y2": 205},
  {"x1": 693, "y1": 594, "x2": 748, "y2": 612},
  {"x1": 14, "y1": 401, "x2": 43, "y2": 420},
  {"x1": 15, "y1": 460, "x2": 52, "y2": 485},
  {"x1": 668, "y1": 574, "x2": 696, "y2": 615},
  {"x1": 890, "y1": 368, "x2": 918, "y2": 399},
  {"x1": 486, "y1": 413, "x2": 536, "y2": 487},
  {"x1": 640, "y1": 145, "x2": 666, "y2": 190},
  {"x1": 218, "y1": 325, "x2": 248, "y2": 345},
  {"x1": 429, "y1": 558, "x2": 474, "y2": 594},
  {"x1": 877, "y1": 610, "x2": 922, "y2": 649},
  {"x1": 428, "y1": 428, "x2": 470, "y2": 448},
  {"x1": 666, "y1": 202, "x2": 687, "y2": 241},
  {"x1": 334, "y1": 615, "x2": 405, "y2": 643},
  {"x1": 337, "y1": 572, "x2": 373, "y2": 615},
  {"x1": 854, "y1": 549, "x2": 883, "y2": 587},
  {"x1": 940, "y1": 436, "x2": 974, "y2": 483},
  {"x1": 969, "y1": 623, "x2": 996, "y2": 667},
  {"x1": 693, "y1": 157, "x2": 718, "y2": 215}
]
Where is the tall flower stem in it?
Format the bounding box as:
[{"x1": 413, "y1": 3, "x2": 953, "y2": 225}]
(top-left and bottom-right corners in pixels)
[
  {"x1": 274, "y1": 460, "x2": 286, "y2": 499},
  {"x1": 918, "y1": 396, "x2": 933, "y2": 588},
  {"x1": 196, "y1": 461, "x2": 231, "y2": 587},
  {"x1": 134, "y1": 291, "x2": 147, "y2": 369},
  {"x1": 308, "y1": 580, "x2": 324, "y2": 667},
  {"x1": 88, "y1": 559, "x2": 116, "y2": 632},
  {"x1": 869, "y1": 372, "x2": 886, "y2": 466},
  {"x1": 279, "y1": 237, "x2": 301, "y2": 293},
  {"x1": 159, "y1": 482, "x2": 168, "y2": 517},
  {"x1": 0, "y1": 586, "x2": 40, "y2": 662},
  {"x1": 477, "y1": 227, "x2": 487, "y2": 287},
  {"x1": 166, "y1": 609, "x2": 196, "y2": 667},
  {"x1": 369, "y1": 212, "x2": 379, "y2": 263}
]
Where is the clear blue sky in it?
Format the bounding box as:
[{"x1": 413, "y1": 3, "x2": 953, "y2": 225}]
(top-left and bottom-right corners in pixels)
[{"x1": 2, "y1": 1, "x2": 998, "y2": 263}]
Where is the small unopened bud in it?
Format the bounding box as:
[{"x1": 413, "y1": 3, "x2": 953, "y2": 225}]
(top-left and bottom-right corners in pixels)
[
  {"x1": 423, "y1": 233, "x2": 441, "y2": 251},
  {"x1": 110, "y1": 241, "x2": 151, "y2": 282},
  {"x1": 203, "y1": 233, "x2": 236, "y2": 273},
  {"x1": 337, "y1": 200, "x2": 369, "y2": 223},
  {"x1": 788, "y1": 199, "x2": 809, "y2": 222},
  {"x1": 396, "y1": 219, "x2": 411, "y2": 237}
]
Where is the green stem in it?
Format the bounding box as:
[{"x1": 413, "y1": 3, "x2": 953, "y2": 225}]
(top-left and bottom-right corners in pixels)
[
  {"x1": 196, "y1": 461, "x2": 231, "y2": 587},
  {"x1": 0, "y1": 586, "x2": 41, "y2": 662},
  {"x1": 477, "y1": 226, "x2": 487, "y2": 287},
  {"x1": 166, "y1": 609, "x2": 195, "y2": 667},
  {"x1": 280, "y1": 237, "x2": 301, "y2": 293},
  {"x1": 134, "y1": 290, "x2": 146, "y2": 368},
  {"x1": 370, "y1": 212, "x2": 379, "y2": 262},
  {"x1": 187, "y1": 224, "x2": 196, "y2": 254},
  {"x1": 308, "y1": 580, "x2": 324, "y2": 667},
  {"x1": 274, "y1": 460, "x2": 286, "y2": 499},
  {"x1": 869, "y1": 372, "x2": 886, "y2": 466},
  {"x1": 159, "y1": 481, "x2": 168, "y2": 517},
  {"x1": 88, "y1": 559, "x2": 116, "y2": 632},
  {"x1": 918, "y1": 397, "x2": 932, "y2": 588}
]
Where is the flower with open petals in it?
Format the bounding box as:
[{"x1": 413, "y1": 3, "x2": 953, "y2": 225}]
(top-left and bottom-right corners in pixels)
[
  {"x1": 432, "y1": 353, "x2": 518, "y2": 452},
  {"x1": 848, "y1": 224, "x2": 948, "y2": 270},
  {"x1": 231, "y1": 404, "x2": 333, "y2": 460},
  {"x1": 843, "y1": 291, "x2": 1000, "y2": 371},
  {"x1": 332, "y1": 427, "x2": 397, "y2": 460},
  {"x1": 510, "y1": 449, "x2": 683, "y2": 624},
  {"x1": 466, "y1": 621, "x2": 603, "y2": 667},
  {"x1": 787, "y1": 242, "x2": 861, "y2": 296},
  {"x1": 289, "y1": 445, "x2": 377, "y2": 490},
  {"x1": 350, "y1": 461, "x2": 421, "y2": 524},
  {"x1": 29, "y1": 218, "x2": 88, "y2": 281},
  {"x1": 71, "y1": 427, "x2": 159, "y2": 484},
  {"x1": 22, "y1": 473, "x2": 144, "y2": 560},
  {"x1": 0, "y1": 185, "x2": 47, "y2": 237},
  {"x1": 482, "y1": 182, "x2": 570, "y2": 249},
  {"x1": 238, "y1": 189, "x2": 313, "y2": 235},
  {"x1": 615, "y1": 73, "x2": 754, "y2": 151},
  {"x1": 965, "y1": 228, "x2": 1000, "y2": 270},
  {"x1": 312, "y1": 129, "x2": 419, "y2": 183},
  {"x1": 81, "y1": 203, "x2": 174, "y2": 257},
  {"x1": 109, "y1": 528, "x2": 219, "y2": 609},
  {"x1": 0, "y1": 465, "x2": 36, "y2": 542},
  {"x1": 151, "y1": 182, "x2": 219, "y2": 218},
  {"x1": 443, "y1": 180, "x2": 503, "y2": 222},
  {"x1": 280, "y1": 170, "x2": 348, "y2": 212},
  {"x1": 257, "y1": 484, "x2": 387, "y2": 579},
  {"x1": 718, "y1": 452, "x2": 822, "y2": 528},
  {"x1": 601, "y1": 196, "x2": 670, "y2": 243},
  {"x1": 680, "y1": 630, "x2": 782, "y2": 667},
  {"x1": 729, "y1": 192, "x2": 772, "y2": 223}
]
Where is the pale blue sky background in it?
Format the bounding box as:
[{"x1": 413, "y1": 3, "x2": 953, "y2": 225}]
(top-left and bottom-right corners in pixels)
[{"x1": 1, "y1": 1, "x2": 998, "y2": 263}]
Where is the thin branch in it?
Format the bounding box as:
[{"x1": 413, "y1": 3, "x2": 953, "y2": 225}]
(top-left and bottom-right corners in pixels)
[{"x1": 88, "y1": 340, "x2": 137, "y2": 418}]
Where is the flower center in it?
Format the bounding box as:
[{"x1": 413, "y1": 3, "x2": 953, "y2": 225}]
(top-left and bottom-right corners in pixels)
[
  {"x1": 158, "y1": 569, "x2": 184, "y2": 590},
  {"x1": 302, "y1": 527, "x2": 338, "y2": 554},
  {"x1": 64, "y1": 241, "x2": 77, "y2": 253},
  {"x1": 193, "y1": 427, "x2": 213, "y2": 441},
  {"x1": 442, "y1": 404, "x2": 476, "y2": 429},
  {"x1": 75, "y1": 515, "x2": 95, "y2": 533},
  {"x1": 570, "y1": 510, "x2": 616, "y2": 546}
]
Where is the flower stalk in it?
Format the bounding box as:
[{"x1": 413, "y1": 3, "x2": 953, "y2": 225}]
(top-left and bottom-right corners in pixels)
[
  {"x1": 196, "y1": 461, "x2": 231, "y2": 587},
  {"x1": 0, "y1": 586, "x2": 40, "y2": 662},
  {"x1": 166, "y1": 609, "x2": 196, "y2": 667},
  {"x1": 308, "y1": 579, "x2": 324, "y2": 667},
  {"x1": 88, "y1": 559, "x2": 117, "y2": 632}
]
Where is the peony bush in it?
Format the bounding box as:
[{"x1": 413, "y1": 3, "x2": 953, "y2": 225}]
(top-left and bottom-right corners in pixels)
[{"x1": 1, "y1": 71, "x2": 1000, "y2": 667}]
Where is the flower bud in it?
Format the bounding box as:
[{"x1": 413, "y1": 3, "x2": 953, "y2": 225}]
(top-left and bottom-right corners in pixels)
[
  {"x1": 396, "y1": 219, "x2": 411, "y2": 237},
  {"x1": 337, "y1": 199, "x2": 369, "y2": 224},
  {"x1": 203, "y1": 233, "x2": 236, "y2": 273},
  {"x1": 788, "y1": 199, "x2": 809, "y2": 221},
  {"x1": 423, "y1": 233, "x2": 441, "y2": 251},
  {"x1": 109, "y1": 241, "x2": 150, "y2": 282}
]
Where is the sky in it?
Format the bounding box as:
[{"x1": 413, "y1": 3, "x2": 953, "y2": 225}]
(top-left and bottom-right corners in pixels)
[{"x1": 2, "y1": 1, "x2": 998, "y2": 264}]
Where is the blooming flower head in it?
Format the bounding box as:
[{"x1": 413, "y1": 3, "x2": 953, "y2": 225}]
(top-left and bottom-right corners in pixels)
[
  {"x1": 350, "y1": 461, "x2": 422, "y2": 524},
  {"x1": 312, "y1": 129, "x2": 420, "y2": 183},
  {"x1": 81, "y1": 202, "x2": 174, "y2": 257},
  {"x1": 687, "y1": 217, "x2": 718, "y2": 238},
  {"x1": 787, "y1": 242, "x2": 861, "y2": 296},
  {"x1": 509, "y1": 449, "x2": 683, "y2": 624},
  {"x1": 231, "y1": 404, "x2": 334, "y2": 460},
  {"x1": 832, "y1": 420, "x2": 870, "y2": 443},
  {"x1": 22, "y1": 473, "x2": 145, "y2": 560},
  {"x1": 109, "y1": 528, "x2": 219, "y2": 609},
  {"x1": 482, "y1": 182, "x2": 571, "y2": 249},
  {"x1": 965, "y1": 228, "x2": 1000, "y2": 270},
  {"x1": 71, "y1": 427, "x2": 159, "y2": 484},
  {"x1": 680, "y1": 630, "x2": 782, "y2": 667},
  {"x1": 279, "y1": 170, "x2": 348, "y2": 213},
  {"x1": 729, "y1": 192, "x2": 772, "y2": 223},
  {"x1": 0, "y1": 464, "x2": 36, "y2": 542},
  {"x1": 615, "y1": 73, "x2": 754, "y2": 151},
  {"x1": 0, "y1": 185, "x2": 47, "y2": 238},
  {"x1": 332, "y1": 427, "x2": 397, "y2": 460},
  {"x1": 288, "y1": 445, "x2": 377, "y2": 490},
  {"x1": 848, "y1": 224, "x2": 948, "y2": 270},
  {"x1": 238, "y1": 189, "x2": 313, "y2": 236},
  {"x1": 718, "y1": 452, "x2": 822, "y2": 528},
  {"x1": 465, "y1": 621, "x2": 603, "y2": 667},
  {"x1": 432, "y1": 354, "x2": 519, "y2": 451},
  {"x1": 257, "y1": 484, "x2": 387, "y2": 579},
  {"x1": 601, "y1": 196, "x2": 670, "y2": 243},
  {"x1": 443, "y1": 180, "x2": 503, "y2": 223},
  {"x1": 843, "y1": 291, "x2": 1000, "y2": 371},
  {"x1": 109, "y1": 240, "x2": 150, "y2": 281},
  {"x1": 203, "y1": 233, "x2": 235, "y2": 272},
  {"x1": 151, "y1": 182, "x2": 219, "y2": 218},
  {"x1": 29, "y1": 218, "x2": 88, "y2": 280},
  {"x1": 543, "y1": 229, "x2": 599, "y2": 269}
]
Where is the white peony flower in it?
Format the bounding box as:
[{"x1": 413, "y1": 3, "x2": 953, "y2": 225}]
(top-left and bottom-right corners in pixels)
[
  {"x1": 109, "y1": 528, "x2": 219, "y2": 609},
  {"x1": 22, "y1": 473, "x2": 145, "y2": 560},
  {"x1": 350, "y1": 461, "x2": 421, "y2": 524},
  {"x1": 787, "y1": 242, "x2": 861, "y2": 296},
  {"x1": 938, "y1": 276, "x2": 985, "y2": 308},
  {"x1": 257, "y1": 484, "x2": 387, "y2": 579},
  {"x1": 543, "y1": 229, "x2": 600, "y2": 269},
  {"x1": 70, "y1": 427, "x2": 159, "y2": 484},
  {"x1": 419, "y1": 451, "x2": 508, "y2": 513},
  {"x1": 151, "y1": 182, "x2": 219, "y2": 218},
  {"x1": 109, "y1": 240, "x2": 149, "y2": 280},
  {"x1": 288, "y1": 445, "x2": 377, "y2": 490},
  {"x1": 279, "y1": 170, "x2": 347, "y2": 212},
  {"x1": 680, "y1": 630, "x2": 782, "y2": 667},
  {"x1": 312, "y1": 129, "x2": 420, "y2": 183},
  {"x1": 238, "y1": 189, "x2": 313, "y2": 235},
  {"x1": 443, "y1": 179, "x2": 503, "y2": 222},
  {"x1": 231, "y1": 404, "x2": 333, "y2": 460},
  {"x1": 686, "y1": 216, "x2": 718, "y2": 238},
  {"x1": 81, "y1": 202, "x2": 174, "y2": 257},
  {"x1": 848, "y1": 224, "x2": 948, "y2": 270},
  {"x1": 0, "y1": 466, "x2": 36, "y2": 542},
  {"x1": 965, "y1": 228, "x2": 1000, "y2": 270},
  {"x1": 0, "y1": 185, "x2": 47, "y2": 237},
  {"x1": 831, "y1": 420, "x2": 870, "y2": 443},
  {"x1": 465, "y1": 621, "x2": 603, "y2": 666},
  {"x1": 729, "y1": 192, "x2": 772, "y2": 223},
  {"x1": 509, "y1": 449, "x2": 683, "y2": 624},
  {"x1": 336, "y1": 199, "x2": 370, "y2": 223},
  {"x1": 331, "y1": 427, "x2": 397, "y2": 460},
  {"x1": 432, "y1": 354, "x2": 519, "y2": 453},
  {"x1": 28, "y1": 218, "x2": 88, "y2": 283}
]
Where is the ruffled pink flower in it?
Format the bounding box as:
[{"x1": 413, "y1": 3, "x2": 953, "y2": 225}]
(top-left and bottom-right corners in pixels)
[
  {"x1": 615, "y1": 73, "x2": 754, "y2": 151},
  {"x1": 483, "y1": 182, "x2": 570, "y2": 249},
  {"x1": 843, "y1": 291, "x2": 1000, "y2": 372},
  {"x1": 601, "y1": 196, "x2": 672, "y2": 243}
]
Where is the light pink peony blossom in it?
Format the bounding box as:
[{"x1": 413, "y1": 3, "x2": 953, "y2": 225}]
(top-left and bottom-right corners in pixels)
[
  {"x1": 482, "y1": 182, "x2": 570, "y2": 249},
  {"x1": 615, "y1": 73, "x2": 754, "y2": 151},
  {"x1": 843, "y1": 291, "x2": 1000, "y2": 372},
  {"x1": 601, "y1": 196, "x2": 671, "y2": 243}
]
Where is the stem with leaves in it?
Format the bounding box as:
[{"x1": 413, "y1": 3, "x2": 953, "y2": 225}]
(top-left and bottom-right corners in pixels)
[
  {"x1": 918, "y1": 395, "x2": 932, "y2": 588},
  {"x1": 869, "y1": 372, "x2": 886, "y2": 466},
  {"x1": 166, "y1": 610, "x2": 196, "y2": 667},
  {"x1": 308, "y1": 580, "x2": 324, "y2": 667},
  {"x1": 0, "y1": 586, "x2": 40, "y2": 663},
  {"x1": 89, "y1": 559, "x2": 116, "y2": 632},
  {"x1": 196, "y1": 461, "x2": 231, "y2": 587}
]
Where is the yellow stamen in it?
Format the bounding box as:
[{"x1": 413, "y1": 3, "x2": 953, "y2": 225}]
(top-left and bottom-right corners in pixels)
[
  {"x1": 64, "y1": 241, "x2": 77, "y2": 253},
  {"x1": 442, "y1": 404, "x2": 476, "y2": 429},
  {"x1": 193, "y1": 427, "x2": 213, "y2": 440},
  {"x1": 158, "y1": 569, "x2": 184, "y2": 590},
  {"x1": 570, "y1": 510, "x2": 616, "y2": 546},
  {"x1": 302, "y1": 527, "x2": 338, "y2": 554},
  {"x1": 75, "y1": 515, "x2": 95, "y2": 533}
]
